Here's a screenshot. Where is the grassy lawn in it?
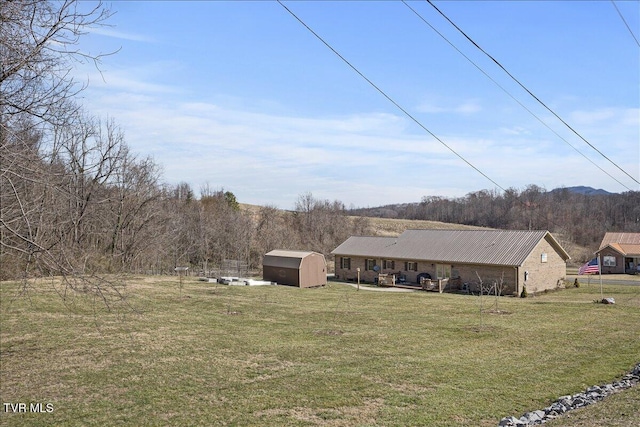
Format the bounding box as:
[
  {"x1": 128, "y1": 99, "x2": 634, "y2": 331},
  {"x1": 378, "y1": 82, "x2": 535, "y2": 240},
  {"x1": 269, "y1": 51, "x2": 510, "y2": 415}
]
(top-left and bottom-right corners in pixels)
[{"x1": 1, "y1": 276, "x2": 639, "y2": 426}]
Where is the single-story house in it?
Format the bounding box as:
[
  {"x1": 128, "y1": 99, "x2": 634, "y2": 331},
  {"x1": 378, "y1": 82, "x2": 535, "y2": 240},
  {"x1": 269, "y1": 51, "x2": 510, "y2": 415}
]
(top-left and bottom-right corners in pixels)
[
  {"x1": 331, "y1": 229, "x2": 571, "y2": 295},
  {"x1": 595, "y1": 232, "x2": 640, "y2": 274},
  {"x1": 263, "y1": 250, "x2": 327, "y2": 288}
]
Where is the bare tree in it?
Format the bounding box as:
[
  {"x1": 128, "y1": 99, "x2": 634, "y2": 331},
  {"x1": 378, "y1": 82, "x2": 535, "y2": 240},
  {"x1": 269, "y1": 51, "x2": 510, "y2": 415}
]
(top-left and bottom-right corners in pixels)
[
  {"x1": 1, "y1": 0, "x2": 112, "y2": 125},
  {"x1": 199, "y1": 189, "x2": 252, "y2": 271},
  {"x1": 293, "y1": 192, "x2": 359, "y2": 255},
  {"x1": 475, "y1": 272, "x2": 487, "y2": 330},
  {"x1": 490, "y1": 272, "x2": 507, "y2": 313},
  {"x1": 1, "y1": 112, "x2": 154, "y2": 265},
  {"x1": 104, "y1": 143, "x2": 163, "y2": 271},
  {"x1": 54, "y1": 115, "x2": 125, "y2": 250},
  {"x1": 255, "y1": 205, "x2": 295, "y2": 254},
  {"x1": 0, "y1": 2, "x2": 133, "y2": 300},
  {"x1": 1, "y1": 0, "x2": 113, "y2": 276},
  {"x1": 0, "y1": 118, "x2": 51, "y2": 279}
]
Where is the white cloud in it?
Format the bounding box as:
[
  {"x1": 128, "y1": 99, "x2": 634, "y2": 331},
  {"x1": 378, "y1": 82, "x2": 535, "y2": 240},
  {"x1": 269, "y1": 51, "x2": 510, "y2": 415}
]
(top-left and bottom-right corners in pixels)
[
  {"x1": 415, "y1": 99, "x2": 482, "y2": 115},
  {"x1": 569, "y1": 108, "x2": 616, "y2": 124},
  {"x1": 89, "y1": 27, "x2": 155, "y2": 43},
  {"x1": 75, "y1": 61, "x2": 639, "y2": 208},
  {"x1": 498, "y1": 126, "x2": 532, "y2": 136}
]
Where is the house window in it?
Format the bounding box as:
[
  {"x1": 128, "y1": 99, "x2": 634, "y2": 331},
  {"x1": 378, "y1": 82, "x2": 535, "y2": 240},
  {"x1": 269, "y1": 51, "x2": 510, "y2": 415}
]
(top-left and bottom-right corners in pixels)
[
  {"x1": 340, "y1": 257, "x2": 351, "y2": 270},
  {"x1": 436, "y1": 264, "x2": 451, "y2": 279},
  {"x1": 603, "y1": 256, "x2": 616, "y2": 267},
  {"x1": 541, "y1": 253, "x2": 548, "y2": 263},
  {"x1": 365, "y1": 259, "x2": 377, "y2": 271},
  {"x1": 383, "y1": 259, "x2": 395, "y2": 270},
  {"x1": 405, "y1": 261, "x2": 417, "y2": 271}
]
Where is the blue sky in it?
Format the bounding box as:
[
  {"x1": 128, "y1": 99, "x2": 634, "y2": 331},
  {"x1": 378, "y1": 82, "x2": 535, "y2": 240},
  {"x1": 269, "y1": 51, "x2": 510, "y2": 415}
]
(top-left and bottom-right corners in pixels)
[{"x1": 77, "y1": 1, "x2": 639, "y2": 209}]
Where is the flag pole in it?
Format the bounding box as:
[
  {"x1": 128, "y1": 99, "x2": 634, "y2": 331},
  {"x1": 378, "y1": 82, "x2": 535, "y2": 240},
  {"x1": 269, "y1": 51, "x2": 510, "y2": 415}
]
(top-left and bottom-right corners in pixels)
[{"x1": 599, "y1": 254, "x2": 603, "y2": 300}]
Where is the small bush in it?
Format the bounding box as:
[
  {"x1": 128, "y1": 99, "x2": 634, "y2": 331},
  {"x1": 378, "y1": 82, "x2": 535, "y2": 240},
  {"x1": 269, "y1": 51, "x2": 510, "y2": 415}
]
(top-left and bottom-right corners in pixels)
[{"x1": 520, "y1": 285, "x2": 528, "y2": 298}]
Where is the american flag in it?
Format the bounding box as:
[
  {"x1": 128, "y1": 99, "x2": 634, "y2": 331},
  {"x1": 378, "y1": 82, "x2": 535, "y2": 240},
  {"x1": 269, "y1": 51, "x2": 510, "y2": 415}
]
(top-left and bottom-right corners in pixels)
[{"x1": 579, "y1": 257, "x2": 600, "y2": 275}]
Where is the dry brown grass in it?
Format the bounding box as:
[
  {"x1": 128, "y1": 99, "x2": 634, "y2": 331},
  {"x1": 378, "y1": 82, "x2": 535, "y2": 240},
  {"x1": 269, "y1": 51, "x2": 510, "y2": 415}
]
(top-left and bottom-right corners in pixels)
[
  {"x1": 351, "y1": 216, "x2": 484, "y2": 236},
  {"x1": 241, "y1": 202, "x2": 483, "y2": 238}
]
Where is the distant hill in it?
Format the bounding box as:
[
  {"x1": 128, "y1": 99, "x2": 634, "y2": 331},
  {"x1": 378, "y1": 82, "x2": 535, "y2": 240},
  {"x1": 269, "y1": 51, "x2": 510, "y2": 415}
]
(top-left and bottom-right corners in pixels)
[
  {"x1": 349, "y1": 187, "x2": 616, "y2": 219},
  {"x1": 549, "y1": 186, "x2": 613, "y2": 196},
  {"x1": 348, "y1": 186, "x2": 619, "y2": 220}
]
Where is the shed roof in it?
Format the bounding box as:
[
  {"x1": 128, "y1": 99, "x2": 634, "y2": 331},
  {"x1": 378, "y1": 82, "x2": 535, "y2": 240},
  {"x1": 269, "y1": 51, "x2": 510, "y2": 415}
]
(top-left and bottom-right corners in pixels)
[
  {"x1": 599, "y1": 232, "x2": 640, "y2": 249},
  {"x1": 331, "y1": 229, "x2": 570, "y2": 267},
  {"x1": 263, "y1": 250, "x2": 323, "y2": 269}
]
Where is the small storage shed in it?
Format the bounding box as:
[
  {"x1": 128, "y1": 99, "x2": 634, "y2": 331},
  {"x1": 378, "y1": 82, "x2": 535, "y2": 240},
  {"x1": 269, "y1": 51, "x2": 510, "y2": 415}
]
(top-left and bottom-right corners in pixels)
[{"x1": 263, "y1": 250, "x2": 327, "y2": 288}]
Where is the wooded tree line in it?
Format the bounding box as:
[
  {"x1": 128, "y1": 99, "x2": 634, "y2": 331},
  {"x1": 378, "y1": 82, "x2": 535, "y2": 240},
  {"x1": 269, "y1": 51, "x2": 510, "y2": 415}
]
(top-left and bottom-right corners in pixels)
[
  {"x1": 1, "y1": 112, "x2": 367, "y2": 280},
  {"x1": 1, "y1": 113, "x2": 369, "y2": 280},
  {"x1": 351, "y1": 185, "x2": 640, "y2": 261},
  {"x1": 0, "y1": 1, "x2": 369, "y2": 282},
  {"x1": 1, "y1": 131, "x2": 368, "y2": 282}
]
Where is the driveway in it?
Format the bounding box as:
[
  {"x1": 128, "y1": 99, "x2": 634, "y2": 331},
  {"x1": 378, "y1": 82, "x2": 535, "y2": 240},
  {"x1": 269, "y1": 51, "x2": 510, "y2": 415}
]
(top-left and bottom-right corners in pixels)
[
  {"x1": 339, "y1": 282, "x2": 418, "y2": 292},
  {"x1": 566, "y1": 274, "x2": 640, "y2": 286}
]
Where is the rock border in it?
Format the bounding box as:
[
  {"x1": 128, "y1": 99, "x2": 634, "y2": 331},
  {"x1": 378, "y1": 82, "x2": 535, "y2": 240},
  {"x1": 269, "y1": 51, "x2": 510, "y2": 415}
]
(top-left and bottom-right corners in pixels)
[{"x1": 498, "y1": 363, "x2": 640, "y2": 426}]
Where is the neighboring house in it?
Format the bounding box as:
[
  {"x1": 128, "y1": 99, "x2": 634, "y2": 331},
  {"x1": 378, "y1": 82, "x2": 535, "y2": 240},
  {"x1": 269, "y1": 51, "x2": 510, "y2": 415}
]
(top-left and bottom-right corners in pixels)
[
  {"x1": 595, "y1": 232, "x2": 640, "y2": 274},
  {"x1": 263, "y1": 250, "x2": 327, "y2": 288},
  {"x1": 331, "y1": 229, "x2": 570, "y2": 295}
]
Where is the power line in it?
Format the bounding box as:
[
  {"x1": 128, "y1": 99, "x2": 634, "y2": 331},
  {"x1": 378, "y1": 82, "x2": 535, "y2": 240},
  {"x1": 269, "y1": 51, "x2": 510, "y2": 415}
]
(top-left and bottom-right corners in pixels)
[
  {"x1": 276, "y1": 1, "x2": 609, "y2": 233},
  {"x1": 611, "y1": 0, "x2": 640, "y2": 48},
  {"x1": 425, "y1": 0, "x2": 640, "y2": 188},
  {"x1": 276, "y1": 0, "x2": 507, "y2": 194},
  {"x1": 401, "y1": 0, "x2": 633, "y2": 192}
]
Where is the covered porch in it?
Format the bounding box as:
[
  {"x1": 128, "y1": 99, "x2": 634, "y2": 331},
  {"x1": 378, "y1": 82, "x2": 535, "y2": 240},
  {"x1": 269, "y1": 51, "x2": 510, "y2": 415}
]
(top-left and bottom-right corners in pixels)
[{"x1": 624, "y1": 256, "x2": 640, "y2": 274}]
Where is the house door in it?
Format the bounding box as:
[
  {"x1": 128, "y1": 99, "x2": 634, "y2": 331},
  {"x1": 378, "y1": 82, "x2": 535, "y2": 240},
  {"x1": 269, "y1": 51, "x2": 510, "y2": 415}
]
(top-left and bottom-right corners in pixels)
[{"x1": 436, "y1": 264, "x2": 451, "y2": 279}]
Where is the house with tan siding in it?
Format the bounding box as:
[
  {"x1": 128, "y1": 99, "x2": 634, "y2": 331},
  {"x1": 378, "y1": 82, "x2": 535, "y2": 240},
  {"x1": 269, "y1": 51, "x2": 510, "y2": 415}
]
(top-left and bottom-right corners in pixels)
[
  {"x1": 331, "y1": 229, "x2": 570, "y2": 296},
  {"x1": 595, "y1": 232, "x2": 640, "y2": 274}
]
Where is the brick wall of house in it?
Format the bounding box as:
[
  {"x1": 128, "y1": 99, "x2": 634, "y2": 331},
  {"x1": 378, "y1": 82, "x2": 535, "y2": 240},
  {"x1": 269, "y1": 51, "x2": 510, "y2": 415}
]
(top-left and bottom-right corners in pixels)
[
  {"x1": 519, "y1": 238, "x2": 567, "y2": 294},
  {"x1": 451, "y1": 264, "x2": 518, "y2": 294}
]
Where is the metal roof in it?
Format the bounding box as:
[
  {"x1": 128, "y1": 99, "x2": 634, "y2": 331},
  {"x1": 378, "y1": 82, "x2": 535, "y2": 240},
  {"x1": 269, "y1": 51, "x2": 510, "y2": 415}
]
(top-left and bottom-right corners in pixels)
[
  {"x1": 331, "y1": 229, "x2": 570, "y2": 267},
  {"x1": 599, "y1": 232, "x2": 640, "y2": 249},
  {"x1": 263, "y1": 250, "x2": 324, "y2": 269},
  {"x1": 600, "y1": 243, "x2": 640, "y2": 257}
]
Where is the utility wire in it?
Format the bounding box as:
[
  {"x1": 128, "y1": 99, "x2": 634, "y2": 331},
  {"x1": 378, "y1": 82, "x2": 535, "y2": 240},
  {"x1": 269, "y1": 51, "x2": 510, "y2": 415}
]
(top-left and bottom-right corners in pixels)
[
  {"x1": 277, "y1": 0, "x2": 507, "y2": 193},
  {"x1": 426, "y1": 0, "x2": 640, "y2": 187},
  {"x1": 401, "y1": 1, "x2": 632, "y2": 192},
  {"x1": 276, "y1": 1, "x2": 609, "y2": 233},
  {"x1": 611, "y1": 0, "x2": 640, "y2": 48}
]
